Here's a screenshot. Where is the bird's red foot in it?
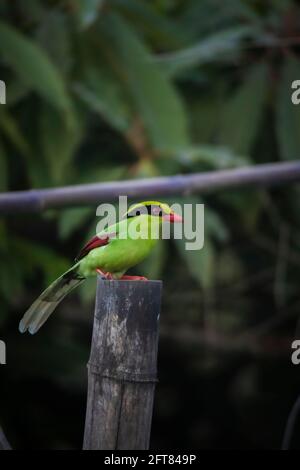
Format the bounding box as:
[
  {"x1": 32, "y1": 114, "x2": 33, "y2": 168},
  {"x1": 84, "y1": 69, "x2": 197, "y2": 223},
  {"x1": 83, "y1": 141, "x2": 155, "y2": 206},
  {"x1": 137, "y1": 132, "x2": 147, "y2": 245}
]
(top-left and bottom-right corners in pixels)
[
  {"x1": 120, "y1": 275, "x2": 148, "y2": 281},
  {"x1": 96, "y1": 268, "x2": 106, "y2": 277},
  {"x1": 96, "y1": 269, "x2": 113, "y2": 280}
]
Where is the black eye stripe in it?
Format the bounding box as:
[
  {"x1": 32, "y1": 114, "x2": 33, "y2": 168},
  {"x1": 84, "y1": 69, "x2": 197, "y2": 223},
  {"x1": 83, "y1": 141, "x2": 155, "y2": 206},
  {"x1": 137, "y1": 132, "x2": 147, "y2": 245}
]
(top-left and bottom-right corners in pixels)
[
  {"x1": 127, "y1": 206, "x2": 146, "y2": 218},
  {"x1": 127, "y1": 204, "x2": 166, "y2": 218}
]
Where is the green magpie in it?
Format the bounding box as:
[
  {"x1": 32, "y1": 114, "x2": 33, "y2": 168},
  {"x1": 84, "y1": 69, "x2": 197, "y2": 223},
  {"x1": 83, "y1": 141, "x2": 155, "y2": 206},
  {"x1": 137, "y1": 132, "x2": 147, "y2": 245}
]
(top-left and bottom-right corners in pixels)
[{"x1": 19, "y1": 201, "x2": 183, "y2": 334}]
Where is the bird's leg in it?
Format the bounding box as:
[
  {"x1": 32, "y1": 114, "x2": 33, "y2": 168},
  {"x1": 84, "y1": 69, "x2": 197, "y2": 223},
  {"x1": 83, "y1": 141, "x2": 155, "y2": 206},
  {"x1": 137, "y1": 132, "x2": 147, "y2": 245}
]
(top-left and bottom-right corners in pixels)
[
  {"x1": 96, "y1": 268, "x2": 113, "y2": 280},
  {"x1": 96, "y1": 268, "x2": 106, "y2": 277},
  {"x1": 97, "y1": 270, "x2": 146, "y2": 281},
  {"x1": 120, "y1": 275, "x2": 148, "y2": 281}
]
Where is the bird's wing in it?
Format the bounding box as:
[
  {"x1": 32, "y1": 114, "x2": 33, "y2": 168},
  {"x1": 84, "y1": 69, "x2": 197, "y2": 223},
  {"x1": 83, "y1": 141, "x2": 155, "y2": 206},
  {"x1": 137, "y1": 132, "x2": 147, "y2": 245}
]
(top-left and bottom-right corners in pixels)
[{"x1": 75, "y1": 232, "x2": 116, "y2": 261}]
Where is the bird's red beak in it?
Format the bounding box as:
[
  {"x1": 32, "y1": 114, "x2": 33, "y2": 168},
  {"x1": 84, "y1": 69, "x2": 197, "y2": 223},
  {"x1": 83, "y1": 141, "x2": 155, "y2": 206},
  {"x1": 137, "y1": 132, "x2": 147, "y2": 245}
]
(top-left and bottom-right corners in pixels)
[{"x1": 163, "y1": 212, "x2": 183, "y2": 223}]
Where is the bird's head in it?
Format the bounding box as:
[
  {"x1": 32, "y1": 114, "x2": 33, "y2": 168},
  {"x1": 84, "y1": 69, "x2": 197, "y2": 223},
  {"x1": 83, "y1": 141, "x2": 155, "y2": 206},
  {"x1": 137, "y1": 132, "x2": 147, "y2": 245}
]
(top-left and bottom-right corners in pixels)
[{"x1": 124, "y1": 201, "x2": 183, "y2": 223}]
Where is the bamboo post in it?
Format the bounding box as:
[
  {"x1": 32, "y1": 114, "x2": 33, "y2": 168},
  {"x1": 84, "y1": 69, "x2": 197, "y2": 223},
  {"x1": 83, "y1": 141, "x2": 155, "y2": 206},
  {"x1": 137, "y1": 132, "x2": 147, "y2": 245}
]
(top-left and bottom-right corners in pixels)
[
  {"x1": 0, "y1": 427, "x2": 11, "y2": 450},
  {"x1": 83, "y1": 278, "x2": 162, "y2": 450}
]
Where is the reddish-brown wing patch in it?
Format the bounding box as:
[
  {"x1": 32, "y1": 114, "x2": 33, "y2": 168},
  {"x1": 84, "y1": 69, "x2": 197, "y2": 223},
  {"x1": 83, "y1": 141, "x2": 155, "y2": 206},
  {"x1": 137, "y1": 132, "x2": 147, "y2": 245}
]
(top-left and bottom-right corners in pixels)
[{"x1": 75, "y1": 233, "x2": 116, "y2": 261}]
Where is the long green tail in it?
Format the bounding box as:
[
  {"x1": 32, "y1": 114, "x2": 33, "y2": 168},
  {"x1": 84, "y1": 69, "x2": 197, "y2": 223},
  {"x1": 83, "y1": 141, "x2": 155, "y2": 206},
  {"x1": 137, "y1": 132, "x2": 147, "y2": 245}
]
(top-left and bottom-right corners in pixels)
[{"x1": 19, "y1": 265, "x2": 85, "y2": 335}]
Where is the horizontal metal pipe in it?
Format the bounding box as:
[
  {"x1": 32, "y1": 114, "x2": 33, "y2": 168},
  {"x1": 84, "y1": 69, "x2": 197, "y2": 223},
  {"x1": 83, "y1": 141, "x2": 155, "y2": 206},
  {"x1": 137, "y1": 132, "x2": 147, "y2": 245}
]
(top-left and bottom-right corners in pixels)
[{"x1": 0, "y1": 160, "x2": 299, "y2": 214}]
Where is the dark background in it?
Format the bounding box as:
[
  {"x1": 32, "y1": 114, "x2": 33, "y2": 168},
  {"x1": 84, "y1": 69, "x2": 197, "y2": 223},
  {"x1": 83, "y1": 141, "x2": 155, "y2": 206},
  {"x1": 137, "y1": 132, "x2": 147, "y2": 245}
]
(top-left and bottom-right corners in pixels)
[{"x1": 1, "y1": 0, "x2": 300, "y2": 449}]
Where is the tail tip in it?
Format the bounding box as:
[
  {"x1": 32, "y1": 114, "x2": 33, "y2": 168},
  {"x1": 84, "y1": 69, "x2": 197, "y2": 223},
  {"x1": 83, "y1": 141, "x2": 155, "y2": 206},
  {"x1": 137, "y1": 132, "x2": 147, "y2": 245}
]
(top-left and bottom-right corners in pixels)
[
  {"x1": 19, "y1": 321, "x2": 38, "y2": 335},
  {"x1": 28, "y1": 326, "x2": 37, "y2": 335},
  {"x1": 19, "y1": 321, "x2": 27, "y2": 334}
]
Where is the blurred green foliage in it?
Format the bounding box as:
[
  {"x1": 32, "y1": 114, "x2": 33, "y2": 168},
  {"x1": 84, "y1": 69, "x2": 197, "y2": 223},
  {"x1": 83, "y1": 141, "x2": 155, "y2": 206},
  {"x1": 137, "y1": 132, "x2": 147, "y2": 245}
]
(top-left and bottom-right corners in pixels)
[{"x1": 1, "y1": 0, "x2": 300, "y2": 449}]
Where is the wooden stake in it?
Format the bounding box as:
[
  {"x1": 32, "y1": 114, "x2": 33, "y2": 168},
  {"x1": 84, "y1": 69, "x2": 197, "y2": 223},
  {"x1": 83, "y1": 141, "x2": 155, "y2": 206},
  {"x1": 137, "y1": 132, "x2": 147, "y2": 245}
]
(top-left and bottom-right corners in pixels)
[{"x1": 83, "y1": 278, "x2": 162, "y2": 450}]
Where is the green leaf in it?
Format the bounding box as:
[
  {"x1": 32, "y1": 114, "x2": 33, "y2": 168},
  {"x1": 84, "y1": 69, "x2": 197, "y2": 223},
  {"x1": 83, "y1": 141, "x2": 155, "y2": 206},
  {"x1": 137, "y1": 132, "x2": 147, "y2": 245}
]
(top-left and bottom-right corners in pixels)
[
  {"x1": 98, "y1": 12, "x2": 190, "y2": 153},
  {"x1": 0, "y1": 21, "x2": 71, "y2": 113},
  {"x1": 74, "y1": 66, "x2": 133, "y2": 132},
  {"x1": 189, "y1": 94, "x2": 221, "y2": 143},
  {"x1": 12, "y1": 237, "x2": 70, "y2": 286},
  {"x1": 216, "y1": 249, "x2": 244, "y2": 286},
  {"x1": 0, "y1": 261, "x2": 22, "y2": 302},
  {"x1": 219, "y1": 189, "x2": 263, "y2": 232},
  {"x1": 179, "y1": 145, "x2": 249, "y2": 169},
  {"x1": 138, "y1": 239, "x2": 166, "y2": 279},
  {"x1": 0, "y1": 221, "x2": 7, "y2": 250},
  {"x1": 0, "y1": 138, "x2": 7, "y2": 191},
  {"x1": 181, "y1": 0, "x2": 259, "y2": 38},
  {"x1": 74, "y1": 0, "x2": 104, "y2": 29},
  {"x1": 0, "y1": 109, "x2": 31, "y2": 157},
  {"x1": 15, "y1": 0, "x2": 45, "y2": 24},
  {"x1": 174, "y1": 236, "x2": 215, "y2": 289},
  {"x1": 276, "y1": 57, "x2": 300, "y2": 160},
  {"x1": 157, "y1": 27, "x2": 252, "y2": 76},
  {"x1": 40, "y1": 104, "x2": 82, "y2": 183},
  {"x1": 169, "y1": 199, "x2": 223, "y2": 287},
  {"x1": 59, "y1": 207, "x2": 94, "y2": 239},
  {"x1": 36, "y1": 10, "x2": 72, "y2": 77},
  {"x1": 205, "y1": 208, "x2": 229, "y2": 243},
  {"x1": 6, "y1": 78, "x2": 31, "y2": 105},
  {"x1": 133, "y1": 159, "x2": 160, "y2": 178},
  {"x1": 71, "y1": 165, "x2": 127, "y2": 185},
  {"x1": 218, "y1": 63, "x2": 268, "y2": 155},
  {"x1": 112, "y1": 0, "x2": 188, "y2": 49},
  {"x1": 0, "y1": 236, "x2": 24, "y2": 301}
]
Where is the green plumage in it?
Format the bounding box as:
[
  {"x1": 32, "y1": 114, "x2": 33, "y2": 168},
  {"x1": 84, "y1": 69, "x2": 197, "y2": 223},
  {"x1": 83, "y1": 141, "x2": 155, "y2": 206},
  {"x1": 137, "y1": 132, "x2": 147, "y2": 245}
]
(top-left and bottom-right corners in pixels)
[
  {"x1": 19, "y1": 208, "x2": 166, "y2": 334},
  {"x1": 78, "y1": 215, "x2": 160, "y2": 278}
]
